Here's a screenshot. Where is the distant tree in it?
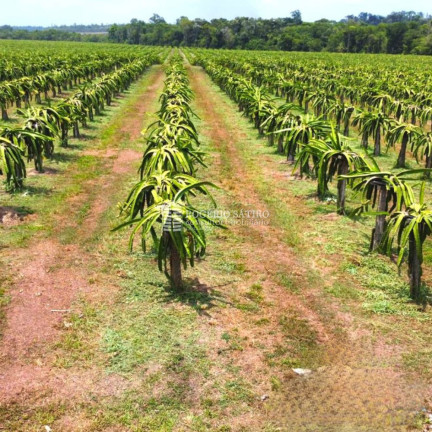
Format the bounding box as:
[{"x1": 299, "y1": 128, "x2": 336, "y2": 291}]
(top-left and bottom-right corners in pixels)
[
  {"x1": 149, "y1": 14, "x2": 166, "y2": 24},
  {"x1": 291, "y1": 10, "x2": 302, "y2": 25},
  {"x1": 2, "y1": 10, "x2": 432, "y2": 53}
]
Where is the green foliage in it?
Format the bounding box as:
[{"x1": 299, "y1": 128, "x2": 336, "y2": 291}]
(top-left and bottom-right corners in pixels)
[
  {"x1": 116, "y1": 57, "x2": 224, "y2": 289},
  {"x1": 343, "y1": 166, "x2": 424, "y2": 215},
  {"x1": 383, "y1": 194, "x2": 432, "y2": 267},
  {"x1": 101, "y1": 12, "x2": 432, "y2": 55},
  {"x1": 193, "y1": 47, "x2": 432, "y2": 302},
  {"x1": 0, "y1": 136, "x2": 26, "y2": 190},
  {"x1": 295, "y1": 127, "x2": 368, "y2": 197},
  {"x1": 0, "y1": 42, "x2": 160, "y2": 189}
]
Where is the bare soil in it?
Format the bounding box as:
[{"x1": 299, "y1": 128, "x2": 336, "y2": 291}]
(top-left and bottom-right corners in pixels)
[
  {"x1": 0, "y1": 61, "x2": 430, "y2": 432},
  {"x1": 188, "y1": 65, "x2": 429, "y2": 431},
  {"x1": 0, "y1": 66, "x2": 165, "y2": 404},
  {"x1": 0, "y1": 207, "x2": 33, "y2": 227}
]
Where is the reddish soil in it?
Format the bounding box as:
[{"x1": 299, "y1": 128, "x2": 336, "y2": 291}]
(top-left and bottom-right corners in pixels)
[
  {"x1": 0, "y1": 66, "x2": 165, "y2": 404},
  {"x1": 119, "y1": 68, "x2": 166, "y2": 142},
  {"x1": 78, "y1": 148, "x2": 141, "y2": 237},
  {"x1": 188, "y1": 65, "x2": 428, "y2": 431},
  {"x1": 0, "y1": 207, "x2": 34, "y2": 227},
  {"x1": 1, "y1": 60, "x2": 430, "y2": 431}
]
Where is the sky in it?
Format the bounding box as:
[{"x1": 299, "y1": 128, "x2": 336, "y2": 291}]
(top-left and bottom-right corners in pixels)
[{"x1": 1, "y1": 0, "x2": 431, "y2": 26}]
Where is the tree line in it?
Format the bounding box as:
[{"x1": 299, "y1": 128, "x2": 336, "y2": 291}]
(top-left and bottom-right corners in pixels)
[
  {"x1": 0, "y1": 26, "x2": 106, "y2": 43},
  {"x1": 1, "y1": 10, "x2": 432, "y2": 54}
]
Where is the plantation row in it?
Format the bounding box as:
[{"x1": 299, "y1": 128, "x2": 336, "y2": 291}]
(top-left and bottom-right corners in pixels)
[
  {"x1": 0, "y1": 50, "x2": 162, "y2": 190},
  {"x1": 187, "y1": 49, "x2": 432, "y2": 303},
  {"x1": 115, "y1": 55, "x2": 222, "y2": 289},
  {"x1": 0, "y1": 40, "x2": 153, "y2": 81},
  {"x1": 190, "y1": 49, "x2": 432, "y2": 170},
  {"x1": 0, "y1": 45, "x2": 163, "y2": 120},
  {"x1": 0, "y1": 55, "x2": 139, "y2": 121}
]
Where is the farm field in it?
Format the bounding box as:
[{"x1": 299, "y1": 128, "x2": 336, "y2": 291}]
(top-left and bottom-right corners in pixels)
[{"x1": 1, "y1": 40, "x2": 432, "y2": 431}]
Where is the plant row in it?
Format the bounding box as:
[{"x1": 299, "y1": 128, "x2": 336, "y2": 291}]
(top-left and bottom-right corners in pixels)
[
  {"x1": 0, "y1": 41, "x2": 156, "y2": 82},
  {"x1": 191, "y1": 50, "x2": 432, "y2": 171},
  {"x1": 0, "y1": 54, "x2": 159, "y2": 190},
  {"x1": 192, "y1": 53, "x2": 432, "y2": 303},
  {"x1": 0, "y1": 56, "x2": 135, "y2": 120},
  {"x1": 0, "y1": 47, "x2": 162, "y2": 120},
  {"x1": 116, "y1": 55, "x2": 222, "y2": 290}
]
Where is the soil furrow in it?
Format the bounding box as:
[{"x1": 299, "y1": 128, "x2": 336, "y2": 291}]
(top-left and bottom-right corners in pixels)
[
  {"x1": 0, "y1": 66, "x2": 165, "y2": 403},
  {"x1": 188, "y1": 64, "x2": 426, "y2": 431}
]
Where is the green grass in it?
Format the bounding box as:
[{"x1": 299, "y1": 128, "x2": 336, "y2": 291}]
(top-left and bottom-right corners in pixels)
[
  {"x1": 403, "y1": 349, "x2": 432, "y2": 379},
  {"x1": 0, "y1": 68, "x2": 158, "y2": 249},
  {"x1": 206, "y1": 71, "x2": 430, "y2": 309},
  {"x1": 0, "y1": 285, "x2": 10, "y2": 338},
  {"x1": 0, "y1": 402, "x2": 67, "y2": 431},
  {"x1": 101, "y1": 264, "x2": 207, "y2": 374},
  {"x1": 266, "y1": 311, "x2": 323, "y2": 369},
  {"x1": 246, "y1": 283, "x2": 264, "y2": 303},
  {"x1": 46, "y1": 176, "x2": 216, "y2": 429},
  {"x1": 275, "y1": 272, "x2": 300, "y2": 293},
  {"x1": 192, "y1": 68, "x2": 432, "y2": 387},
  {"x1": 2, "y1": 60, "x2": 431, "y2": 431}
]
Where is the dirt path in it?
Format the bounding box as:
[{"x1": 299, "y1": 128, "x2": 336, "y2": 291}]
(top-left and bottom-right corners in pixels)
[
  {"x1": 188, "y1": 65, "x2": 428, "y2": 431},
  {"x1": 1, "y1": 59, "x2": 430, "y2": 431},
  {"x1": 0, "y1": 66, "x2": 165, "y2": 403}
]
